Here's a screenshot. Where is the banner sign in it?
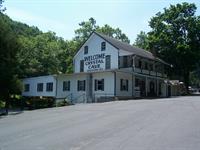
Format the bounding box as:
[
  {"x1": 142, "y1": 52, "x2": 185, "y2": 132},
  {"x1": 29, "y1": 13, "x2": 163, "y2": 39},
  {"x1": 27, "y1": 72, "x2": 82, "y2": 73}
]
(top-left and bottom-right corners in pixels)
[{"x1": 84, "y1": 53, "x2": 105, "y2": 71}]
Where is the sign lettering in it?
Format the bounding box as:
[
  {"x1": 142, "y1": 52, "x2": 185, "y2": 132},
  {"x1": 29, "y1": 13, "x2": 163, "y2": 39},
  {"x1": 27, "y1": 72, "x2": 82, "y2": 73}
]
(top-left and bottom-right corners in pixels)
[{"x1": 84, "y1": 53, "x2": 105, "y2": 71}]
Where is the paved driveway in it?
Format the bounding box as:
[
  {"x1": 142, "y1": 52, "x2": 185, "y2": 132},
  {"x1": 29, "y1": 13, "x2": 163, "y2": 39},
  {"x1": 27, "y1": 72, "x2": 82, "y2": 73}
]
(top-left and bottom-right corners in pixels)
[{"x1": 0, "y1": 96, "x2": 200, "y2": 150}]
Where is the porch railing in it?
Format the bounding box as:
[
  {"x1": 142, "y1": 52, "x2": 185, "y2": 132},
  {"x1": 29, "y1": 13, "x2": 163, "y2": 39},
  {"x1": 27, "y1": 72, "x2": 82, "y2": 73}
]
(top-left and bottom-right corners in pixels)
[{"x1": 72, "y1": 93, "x2": 86, "y2": 104}]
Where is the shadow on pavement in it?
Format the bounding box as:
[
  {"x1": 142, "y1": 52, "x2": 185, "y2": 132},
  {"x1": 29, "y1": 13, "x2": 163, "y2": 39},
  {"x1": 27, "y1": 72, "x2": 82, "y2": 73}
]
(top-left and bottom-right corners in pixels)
[{"x1": 0, "y1": 109, "x2": 24, "y2": 118}]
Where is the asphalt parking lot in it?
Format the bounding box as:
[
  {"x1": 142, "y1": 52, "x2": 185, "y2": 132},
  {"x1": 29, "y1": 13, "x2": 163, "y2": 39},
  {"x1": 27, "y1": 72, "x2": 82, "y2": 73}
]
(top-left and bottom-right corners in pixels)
[{"x1": 0, "y1": 96, "x2": 200, "y2": 150}]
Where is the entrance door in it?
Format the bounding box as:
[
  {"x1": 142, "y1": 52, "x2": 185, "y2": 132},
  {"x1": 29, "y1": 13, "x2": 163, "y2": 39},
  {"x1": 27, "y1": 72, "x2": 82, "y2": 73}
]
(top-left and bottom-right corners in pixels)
[
  {"x1": 149, "y1": 81, "x2": 155, "y2": 96},
  {"x1": 168, "y1": 85, "x2": 171, "y2": 97},
  {"x1": 140, "y1": 80, "x2": 146, "y2": 97}
]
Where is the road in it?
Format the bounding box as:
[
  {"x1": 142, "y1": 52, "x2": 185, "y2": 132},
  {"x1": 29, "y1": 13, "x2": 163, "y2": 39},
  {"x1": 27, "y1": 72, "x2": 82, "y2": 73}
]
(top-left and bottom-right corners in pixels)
[{"x1": 0, "y1": 96, "x2": 200, "y2": 150}]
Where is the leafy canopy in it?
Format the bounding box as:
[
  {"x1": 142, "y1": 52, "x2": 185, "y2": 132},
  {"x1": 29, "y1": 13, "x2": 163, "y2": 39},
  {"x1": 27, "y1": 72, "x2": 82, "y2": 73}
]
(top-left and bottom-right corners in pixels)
[
  {"x1": 135, "y1": 2, "x2": 200, "y2": 89},
  {"x1": 75, "y1": 17, "x2": 130, "y2": 44}
]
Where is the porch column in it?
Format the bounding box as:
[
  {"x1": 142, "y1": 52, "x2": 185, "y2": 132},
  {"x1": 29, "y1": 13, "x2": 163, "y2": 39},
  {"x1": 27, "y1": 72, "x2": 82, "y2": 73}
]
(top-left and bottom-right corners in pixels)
[
  {"x1": 132, "y1": 74, "x2": 135, "y2": 97},
  {"x1": 132, "y1": 55, "x2": 136, "y2": 71},
  {"x1": 156, "y1": 79, "x2": 159, "y2": 96},
  {"x1": 145, "y1": 77, "x2": 148, "y2": 97}
]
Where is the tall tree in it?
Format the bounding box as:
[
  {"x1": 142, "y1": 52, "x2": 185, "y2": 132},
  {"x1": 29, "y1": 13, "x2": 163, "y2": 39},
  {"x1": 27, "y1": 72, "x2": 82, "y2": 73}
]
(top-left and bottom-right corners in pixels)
[
  {"x1": 97, "y1": 24, "x2": 130, "y2": 43},
  {"x1": 134, "y1": 31, "x2": 149, "y2": 50},
  {"x1": 17, "y1": 32, "x2": 68, "y2": 77},
  {"x1": 147, "y1": 2, "x2": 200, "y2": 91},
  {"x1": 0, "y1": 12, "x2": 21, "y2": 114},
  {"x1": 74, "y1": 18, "x2": 130, "y2": 45},
  {"x1": 74, "y1": 17, "x2": 98, "y2": 45}
]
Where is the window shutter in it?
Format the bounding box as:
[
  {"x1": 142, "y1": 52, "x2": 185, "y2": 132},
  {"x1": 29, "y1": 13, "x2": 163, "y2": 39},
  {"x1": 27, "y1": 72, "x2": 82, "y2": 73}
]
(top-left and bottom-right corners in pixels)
[
  {"x1": 63, "y1": 81, "x2": 65, "y2": 91},
  {"x1": 77, "y1": 80, "x2": 79, "y2": 91},
  {"x1": 102, "y1": 79, "x2": 104, "y2": 91},
  {"x1": 126, "y1": 80, "x2": 129, "y2": 91},
  {"x1": 83, "y1": 80, "x2": 86, "y2": 91},
  {"x1": 120, "y1": 79, "x2": 123, "y2": 91},
  {"x1": 95, "y1": 80, "x2": 97, "y2": 91},
  {"x1": 68, "y1": 81, "x2": 70, "y2": 91}
]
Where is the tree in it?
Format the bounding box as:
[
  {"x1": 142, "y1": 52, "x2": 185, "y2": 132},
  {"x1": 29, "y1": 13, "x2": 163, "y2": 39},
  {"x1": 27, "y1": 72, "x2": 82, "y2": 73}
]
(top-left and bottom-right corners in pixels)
[
  {"x1": 74, "y1": 17, "x2": 98, "y2": 45},
  {"x1": 147, "y1": 2, "x2": 200, "y2": 91},
  {"x1": 97, "y1": 24, "x2": 130, "y2": 43},
  {"x1": 134, "y1": 31, "x2": 149, "y2": 50},
  {"x1": 0, "y1": 13, "x2": 21, "y2": 114},
  {"x1": 0, "y1": 0, "x2": 6, "y2": 12},
  {"x1": 17, "y1": 32, "x2": 69, "y2": 77},
  {"x1": 74, "y1": 17, "x2": 130, "y2": 45}
]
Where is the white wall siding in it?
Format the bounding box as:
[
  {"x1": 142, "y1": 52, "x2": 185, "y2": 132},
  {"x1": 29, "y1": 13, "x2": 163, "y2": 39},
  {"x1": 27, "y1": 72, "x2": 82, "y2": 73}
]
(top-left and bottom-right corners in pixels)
[
  {"x1": 116, "y1": 72, "x2": 133, "y2": 97},
  {"x1": 56, "y1": 74, "x2": 87, "y2": 103},
  {"x1": 74, "y1": 33, "x2": 119, "y2": 73},
  {"x1": 92, "y1": 72, "x2": 115, "y2": 98},
  {"x1": 22, "y1": 75, "x2": 56, "y2": 97}
]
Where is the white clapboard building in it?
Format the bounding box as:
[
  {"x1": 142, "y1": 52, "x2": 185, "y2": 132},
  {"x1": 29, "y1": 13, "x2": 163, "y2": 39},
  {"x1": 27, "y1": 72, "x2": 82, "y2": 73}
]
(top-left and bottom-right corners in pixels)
[{"x1": 22, "y1": 32, "x2": 171, "y2": 103}]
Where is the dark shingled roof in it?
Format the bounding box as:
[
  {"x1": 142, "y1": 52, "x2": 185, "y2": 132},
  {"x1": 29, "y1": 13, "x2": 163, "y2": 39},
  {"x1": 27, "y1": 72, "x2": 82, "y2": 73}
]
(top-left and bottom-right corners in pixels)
[
  {"x1": 95, "y1": 31, "x2": 155, "y2": 59},
  {"x1": 94, "y1": 31, "x2": 170, "y2": 66}
]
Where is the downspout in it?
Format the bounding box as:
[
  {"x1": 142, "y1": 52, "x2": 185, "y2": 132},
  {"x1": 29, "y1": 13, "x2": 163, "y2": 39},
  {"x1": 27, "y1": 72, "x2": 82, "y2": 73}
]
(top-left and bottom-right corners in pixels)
[
  {"x1": 114, "y1": 71, "x2": 116, "y2": 97},
  {"x1": 132, "y1": 73, "x2": 134, "y2": 97}
]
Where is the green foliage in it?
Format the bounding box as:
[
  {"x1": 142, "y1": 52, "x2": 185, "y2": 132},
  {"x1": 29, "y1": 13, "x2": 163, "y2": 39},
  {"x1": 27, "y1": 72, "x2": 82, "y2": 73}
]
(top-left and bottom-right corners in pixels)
[
  {"x1": 0, "y1": 100, "x2": 5, "y2": 109},
  {"x1": 97, "y1": 24, "x2": 130, "y2": 43},
  {"x1": 0, "y1": 0, "x2": 5, "y2": 12},
  {"x1": 190, "y1": 64, "x2": 200, "y2": 87},
  {"x1": 25, "y1": 97, "x2": 55, "y2": 110},
  {"x1": 0, "y1": 12, "x2": 21, "y2": 107},
  {"x1": 56, "y1": 100, "x2": 70, "y2": 107},
  {"x1": 134, "y1": 31, "x2": 149, "y2": 50},
  {"x1": 17, "y1": 32, "x2": 68, "y2": 77},
  {"x1": 135, "y1": 2, "x2": 200, "y2": 90},
  {"x1": 75, "y1": 17, "x2": 98, "y2": 44},
  {"x1": 75, "y1": 17, "x2": 130, "y2": 44}
]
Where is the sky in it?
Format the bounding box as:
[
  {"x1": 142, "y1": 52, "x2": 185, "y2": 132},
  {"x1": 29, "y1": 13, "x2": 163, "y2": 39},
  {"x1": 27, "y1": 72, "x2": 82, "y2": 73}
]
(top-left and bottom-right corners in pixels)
[{"x1": 4, "y1": 0, "x2": 200, "y2": 43}]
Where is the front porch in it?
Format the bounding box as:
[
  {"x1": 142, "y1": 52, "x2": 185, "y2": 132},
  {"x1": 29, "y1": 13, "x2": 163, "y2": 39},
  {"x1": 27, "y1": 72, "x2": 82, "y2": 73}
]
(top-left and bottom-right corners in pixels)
[{"x1": 134, "y1": 75, "x2": 168, "y2": 98}]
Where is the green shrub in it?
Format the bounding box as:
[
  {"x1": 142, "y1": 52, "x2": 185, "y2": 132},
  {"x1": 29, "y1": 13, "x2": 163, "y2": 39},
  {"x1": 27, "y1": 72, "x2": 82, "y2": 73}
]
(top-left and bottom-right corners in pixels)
[
  {"x1": 0, "y1": 100, "x2": 5, "y2": 109},
  {"x1": 56, "y1": 99, "x2": 70, "y2": 107},
  {"x1": 24, "y1": 97, "x2": 55, "y2": 110}
]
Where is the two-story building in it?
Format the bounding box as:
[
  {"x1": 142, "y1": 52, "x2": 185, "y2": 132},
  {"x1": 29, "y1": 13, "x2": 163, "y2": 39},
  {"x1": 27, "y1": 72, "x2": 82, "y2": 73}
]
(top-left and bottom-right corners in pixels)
[{"x1": 22, "y1": 31, "x2": 171, "y2": 103}]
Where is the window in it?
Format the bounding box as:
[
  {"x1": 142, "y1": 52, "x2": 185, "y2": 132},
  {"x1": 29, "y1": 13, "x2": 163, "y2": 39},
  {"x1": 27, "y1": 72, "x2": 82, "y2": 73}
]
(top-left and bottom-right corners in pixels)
[
  {"x1": 80, "y1": 60, "x2": 84, "y2": 72},
  {"x1": 149, "y1": 64, "x2": 153, "y2": 71},
  {"x1": 145, "y1": 62, "x2": 148, "y2": 70},
  {"x1": 105, "y1": 55, "x2": 111, "y2": 69},
  {"x1": 139, "y1": 60, "x2": 142, "y2": 68},
  {"x1": 95, "y1": 79, "x2": 104, "y2": 91},
  {"x1": 84, "y1": 46, "x2": 88, "y2": 54},
  {"x1": 24, "y1": 84, "x2": 30, "y2": 92},
  {"x1": 37, "y1": 83, "x2": 43, "y2": 92},
  {"x1": 123, "y1": 56, "x2": 128, "y2": 68},
  {"x1": 77, "y1": 80, "x2": 85, "y2": 91},
  {"x1": 135, "y1": 78, "x2": 140, "y2": 87},
  {"x1": 46, "y1": 82, "x2": 53, "y2": 92},
  {"x1": 120, "y1": 79, "x2": 128, "y2": 91},
  {"x1": 63, "y1": 81, "x2": 70, "y2": 91},
  {"x1": 101, "y1": 42, "x2": 106, "y2": 51}
]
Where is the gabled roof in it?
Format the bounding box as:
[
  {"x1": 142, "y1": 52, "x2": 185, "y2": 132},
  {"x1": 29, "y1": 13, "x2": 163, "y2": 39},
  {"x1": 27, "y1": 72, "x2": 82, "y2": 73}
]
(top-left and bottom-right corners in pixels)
[
  {"x1": 74, "y1": 31, "x2": 170, "y2": 66},
  {"x1": 94, "y1": 31, "x2": 155, "y2": 59},
  {"x1": 94, "y1": 32, "x2": 171, "y2": 66}
]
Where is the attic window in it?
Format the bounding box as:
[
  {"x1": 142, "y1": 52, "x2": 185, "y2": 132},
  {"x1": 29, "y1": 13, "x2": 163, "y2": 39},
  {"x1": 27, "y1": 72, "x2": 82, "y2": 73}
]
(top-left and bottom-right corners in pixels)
[
  {"x1": 101, "y1": 42, "x2": 106, "y2": 51},
  {"x1": 84, "y1": 46, "x2": 88, "y2": 54}
]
